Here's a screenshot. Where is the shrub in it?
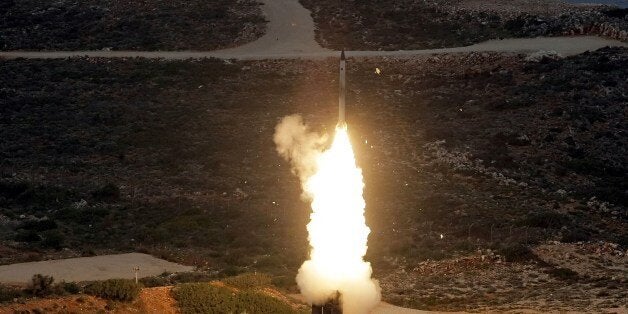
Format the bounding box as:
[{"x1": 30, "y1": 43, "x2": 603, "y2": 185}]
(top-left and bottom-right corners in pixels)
[
  {"x1": 139, "y1": 276, "x2": 169, "y2": 288},
  {"x1": 29, "y1": 274, "x2": 55, "y2": 296},
  {"x1": 547, "y1": 267, "x2": 578, "y2": 281},
  {"x1": 19, "y1": 219, "x2": 58, "y2": 232},
  {"x1": 91, "y1": 183, "x2": 120, "y2": 201},
  {"x1": 520, "y1": 211, "x2": 570, "y2": 229},
  {"x1": 271, "y1": 276, "x2": 295, "y2": 290},
  {"x1": 561, "y1": 227, "x2": 591, "y2": 243},
  {"x1": 222, "y1": 272, "x2": 272, "y2": 290},
  {"x1": 499, "y1": 243, "x2": 536, "y2": 262},
  {"x1": 55, "y1": 281, "x2": 81, "y2": 295},
  {"x1": 14, "y1": 229, "x2": 41, "y2": 243},
  {"x1": 84, "y1": 279, "x2": 141, "y2": 301},
  {"x1": 0, "y1": 181, "x2": 31, "y2": 199},
  {"x1": 41, "y1": 229, "x2": 65, "y2": 249},
  {"x1": 173, "y1": 283, "x2": 298, "y2": 314},
  {"x1": 0, "y1": 284, "x2": 22, "y2": 302},
  {"x1": 171, "y1": 271, "x2": 216, "y2": 284}
]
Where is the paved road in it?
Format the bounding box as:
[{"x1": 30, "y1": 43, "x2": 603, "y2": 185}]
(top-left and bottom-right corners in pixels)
[
  {"x1": 0, "y1": 0, "x2": 625, "y2": 60},
  {"x1": 0, "y1": 253, "x2": 194, "y2": 284}
]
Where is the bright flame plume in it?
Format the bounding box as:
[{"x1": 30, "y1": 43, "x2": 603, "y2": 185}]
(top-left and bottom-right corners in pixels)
[{"x1": 274, "y1": 116, "x2": 380, "y2": 314}]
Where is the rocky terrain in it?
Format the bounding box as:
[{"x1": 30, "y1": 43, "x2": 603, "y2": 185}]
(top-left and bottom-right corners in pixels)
[
  {"x1": 0, "y1": 47, "x2": 626, "y2": 311},
  {"x1": 0, "y1": 0, "x2": 266, "y2": 51},
  {"x1": 300, "y1": 0, "x2": 628, "y2": 50}
]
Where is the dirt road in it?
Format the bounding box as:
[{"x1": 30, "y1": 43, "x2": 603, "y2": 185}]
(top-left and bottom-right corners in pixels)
[
  {"x1": 0, "y1": 253, "x2": 194, "y2": 284},
  {"x1": 0, "y1": 0, "x2": 625, "y2": 60}
]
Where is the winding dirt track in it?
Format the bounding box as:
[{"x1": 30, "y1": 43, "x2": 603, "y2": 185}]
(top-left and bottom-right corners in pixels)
[{"x1": 0, "y1": 0, "x2": 626, "y2": 60}]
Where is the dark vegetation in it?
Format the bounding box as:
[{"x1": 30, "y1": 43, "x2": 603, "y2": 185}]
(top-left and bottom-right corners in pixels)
[
  {"x1": 0, "y1": 0, "x2": 266, "y2": 50},
  {"x1": 173, "y1": 282, "x2": 303, "y2": 314},
  {"x1": 222, "y1": 272, "x2": 272, "y2": 290},
  {"x1": 0, "y1": 274, "x2": 96, "y2": 303},
  {"x1": 299, "y1": 0, "x2": 628, "y2": 50},
  {"x1": 84, "y1": 279, "x2": 142, "y2": 301},
  {"x1": 0, "y1": 284, "x2": 21, "y2": 303},
  {"x1": 300, "y1": 0, "x2": 509, "y2": 49},
  {"x1": 0, "y1": 47, "x2": 626, "y2": 309}
]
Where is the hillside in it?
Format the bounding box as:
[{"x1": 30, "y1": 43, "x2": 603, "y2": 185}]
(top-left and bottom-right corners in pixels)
[
  {"x1": 300, "y1": 0, "x2": 628, "y2": 50},
  {"x1": 0, "y1": 0, "x2": 266, "y2": 51},
  {"x1": 0, "y1": 47, "x2": 626, "y2": 311}
]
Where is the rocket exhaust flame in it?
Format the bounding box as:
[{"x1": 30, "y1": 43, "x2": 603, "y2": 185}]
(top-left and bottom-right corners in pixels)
[{"x1": 273, "y1": 52, "x2": 379, "y2": 314}]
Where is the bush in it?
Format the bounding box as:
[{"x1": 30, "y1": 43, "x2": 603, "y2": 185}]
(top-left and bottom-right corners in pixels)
[
  {"x1": 271, "y1": 276, "x2": 295, "y2": 290},
  {"x1": 547, "y1": 267, "x2": 579, "y2": 281},
  {"x1": 0, "y1": 284, "x2": 22, "y2": 302},
  {"x1": 173, "y1": 283, "x2": 298, "y2": 314},
  {"x1": 19, "y1": 219, "x2": 58, "y2": 232},
  {"x1": 561, "y1": 227, "x2": 592, "y2": 243},
  {"x1": 171, "y1": 271, "x2": 216, "y2": 284},
  {"x1": 139, "y1": 276, "x2": 169, "y2": 288},
  {"x1": 41, "y1": 229, "x2": 65, "y2": 249},
  {"x1": 56, "y1": 281, "x2": 81, "y2": 295},
  {"x1": 499, "y1": 243, "x2": 536, "y2": 262},
  {"x1": 84, "y1": 279, "x2": 142, "y2": 301},
  {"x1": 91, "y1": 183, "x2": 120, "y2": 201},
  {"x1": 520, "y1": 211, "x2": 570, "y2": 229},
  {"x1": 222, "y1": 272, "x2": 272, "y2": 290},
  {"x1": 29, "y1": 274, "x2": 55, "y2": 297}
]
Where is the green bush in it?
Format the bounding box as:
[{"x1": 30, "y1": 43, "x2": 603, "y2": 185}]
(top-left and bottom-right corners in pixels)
[
  {"x1": 499, "y1": 243, "x2": 536, "y2": 262},
  {"x1": 41, "y1": 229, "x2": 65, "y2": 249},
  {"x1": 173, "y1": 283, "x2": 298, "y2": 314},
  {"x1": 56, "y1": 281, "x2": 81, "y2": 295},
  {"x1": 520, "y1": 211, "x2": 570, "y2": 229},
  {"x1": 172, "y1": 271, "x2": 216, "y2": 284},
  {"x1": 140, "y1": 276, "x2": 169, "y2": 288},
  {"x1": 29, "y1": 274, "x2": 54, "y2": 296},
  {"x1": 222, "y1": 272, "x2": 272, "y2": 290},
  {"x1": 91, "y1": 183, "x2": 120, "y2": 201},
  {"x1": 84, "y1": 279, "x2": 142, "y2": 301},
  {"x1": 0, "y1": 284, "x2": 22, "y2": 302},
  {"x1": 547, "y1": 267, "x2": 579, "y2": 281}
]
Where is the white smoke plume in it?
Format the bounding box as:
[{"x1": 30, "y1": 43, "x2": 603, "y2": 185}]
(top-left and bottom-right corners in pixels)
[
  {"x1": 273, "y1": 114, "x2": 327, "y2": 183},
  {"x1": 274, "y1": 114, "x2": 381, "y2": 314}
]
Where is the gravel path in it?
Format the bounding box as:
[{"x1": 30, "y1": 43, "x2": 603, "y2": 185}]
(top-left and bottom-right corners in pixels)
[
  {"x1": 0, "y1": 0, "x2": 625, "y2": 60},
  {"x1": 0, "y1": 253, "x2": 194, "y2": 284}
]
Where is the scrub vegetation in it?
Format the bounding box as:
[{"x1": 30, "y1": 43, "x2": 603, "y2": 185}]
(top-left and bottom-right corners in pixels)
[
  {"x1": 0, "y1": 47, "x2": 626, "y2": 311},
  {"x1": 300, "y1": 0, "x2": 628, "y2": 50},
  {"x1": 0, "y1": 0, "x2": 266, "y2": 50},
  {"x1": 173, "y1": 282, "x2": 304, "y2": 314}
]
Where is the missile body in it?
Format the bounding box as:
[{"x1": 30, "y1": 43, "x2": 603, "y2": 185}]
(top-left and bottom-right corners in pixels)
[{"x1": 338, "y1": 50, "x2": 346, "y2": 126}]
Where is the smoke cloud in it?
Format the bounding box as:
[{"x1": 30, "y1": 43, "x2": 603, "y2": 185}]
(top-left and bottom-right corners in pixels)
[
  {"x1": 274, "y1": 114, "x2": 381, "y2": 314},
  {"x1": 273, "y1": 115, "x2": 327, "y2": 186}
]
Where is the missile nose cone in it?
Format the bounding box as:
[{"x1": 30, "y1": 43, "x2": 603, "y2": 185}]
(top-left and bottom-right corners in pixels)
[{"x1": 341, "y1": 49, "x2": 345, "y2": 60}]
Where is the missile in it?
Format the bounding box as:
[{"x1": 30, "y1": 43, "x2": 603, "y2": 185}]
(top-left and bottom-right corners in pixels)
[{"x1": 338, "y1": 50, "x2": 346, "y2": 126}]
